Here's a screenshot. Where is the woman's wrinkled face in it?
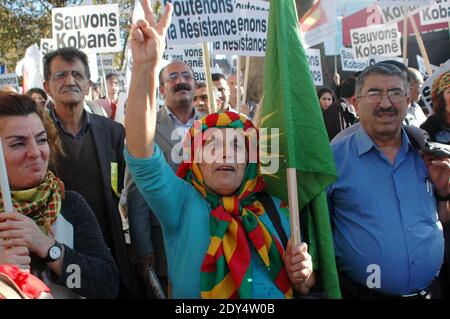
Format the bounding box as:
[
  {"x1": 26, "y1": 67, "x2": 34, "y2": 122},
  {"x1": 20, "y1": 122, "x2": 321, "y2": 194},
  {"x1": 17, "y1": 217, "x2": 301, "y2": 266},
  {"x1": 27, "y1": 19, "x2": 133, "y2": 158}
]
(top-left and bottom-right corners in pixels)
[
  {"x1": 0, "y1": 114, "x2": 49, "y2": 190},
  {"x1": 197, "y1": 128, "x2": 248, "y2": 196}
]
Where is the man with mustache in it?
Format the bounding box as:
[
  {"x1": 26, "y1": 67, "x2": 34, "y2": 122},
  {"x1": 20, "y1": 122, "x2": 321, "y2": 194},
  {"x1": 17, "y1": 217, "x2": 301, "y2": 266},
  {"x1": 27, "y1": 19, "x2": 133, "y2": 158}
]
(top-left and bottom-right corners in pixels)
[
  {"x1": 126, "y1": 60, "x2": 204, "y2": 297},
  {"x1": 327, "y1": 63, "x2": 449, "y2": 298},
  {"x1": 43, "y1": 47, "x2": 135, "y2": 298}
]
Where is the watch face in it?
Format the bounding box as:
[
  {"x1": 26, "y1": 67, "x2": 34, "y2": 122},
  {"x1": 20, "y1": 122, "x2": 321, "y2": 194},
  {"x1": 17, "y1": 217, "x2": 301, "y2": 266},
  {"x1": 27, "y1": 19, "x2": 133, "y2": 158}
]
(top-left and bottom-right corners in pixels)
[{"x1": 49, "y1": 245, "x2": 62, "y2": 260}]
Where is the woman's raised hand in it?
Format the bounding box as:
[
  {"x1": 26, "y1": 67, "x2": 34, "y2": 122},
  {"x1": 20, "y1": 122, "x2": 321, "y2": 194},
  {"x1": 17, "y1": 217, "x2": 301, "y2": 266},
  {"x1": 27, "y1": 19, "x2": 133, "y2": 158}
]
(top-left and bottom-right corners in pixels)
[{"x1": 130, "y1": 0, "x2": 173, "y2": 67}]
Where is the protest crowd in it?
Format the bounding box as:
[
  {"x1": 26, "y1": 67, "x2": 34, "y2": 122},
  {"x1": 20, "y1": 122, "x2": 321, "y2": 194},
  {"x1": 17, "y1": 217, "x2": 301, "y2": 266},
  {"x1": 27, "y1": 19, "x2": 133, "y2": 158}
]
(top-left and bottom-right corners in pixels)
[{"x1": 0, "y1": 0, "x2": 449, "y2": 301}]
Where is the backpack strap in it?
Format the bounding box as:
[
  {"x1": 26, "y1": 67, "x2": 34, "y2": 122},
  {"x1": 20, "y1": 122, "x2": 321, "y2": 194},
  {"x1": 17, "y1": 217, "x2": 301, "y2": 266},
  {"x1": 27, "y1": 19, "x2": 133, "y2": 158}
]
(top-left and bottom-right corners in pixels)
[{"x1": 256, "y1": 192, "x2": 288, "y2": 248}]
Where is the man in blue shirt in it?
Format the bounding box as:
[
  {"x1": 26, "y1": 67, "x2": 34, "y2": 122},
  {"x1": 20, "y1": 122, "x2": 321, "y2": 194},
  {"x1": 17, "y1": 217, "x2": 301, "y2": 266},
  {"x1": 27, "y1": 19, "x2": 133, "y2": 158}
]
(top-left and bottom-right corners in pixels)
[{"x1": 327, "y1": 63, "x2": 449, "y2": 298}]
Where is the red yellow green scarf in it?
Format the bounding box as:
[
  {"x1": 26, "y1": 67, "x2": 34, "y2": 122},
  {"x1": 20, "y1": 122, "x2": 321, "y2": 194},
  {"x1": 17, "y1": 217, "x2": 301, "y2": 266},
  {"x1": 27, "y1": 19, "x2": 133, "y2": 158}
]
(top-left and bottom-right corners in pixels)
[
  {"x1": 177, "y1": 112, "x2": 293, "y2": 299},
  {"x1": 0, "y1": 171, "x2": 64, "y2": 236}
]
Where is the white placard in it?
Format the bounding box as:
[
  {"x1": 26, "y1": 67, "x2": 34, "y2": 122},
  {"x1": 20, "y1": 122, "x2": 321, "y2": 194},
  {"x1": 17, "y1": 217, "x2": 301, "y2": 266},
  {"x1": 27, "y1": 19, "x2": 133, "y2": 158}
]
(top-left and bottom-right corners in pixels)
[
  {"x1": 420, "y1": 1, "x2": 450, "y2": 25},
  {"x1": 351, "y1": 24, "x2": 401, "y2": 59},
  {"x1": 0, "y1": 73, "x2": 19, "y2": 92},
  {"x1": 420, "y1": 59, "x2": 450, "y2": 112},
  {"x1": 416, "y1": 55, "x2": 439, "y2": 76},
  {"x1": 212, "y1": 0, "x2": 269, "y2": 57},
  {"x1": 377, "y1": 0, "x2": 433, "y2": 6},
  {"x1": 40, "y1": 38, "x2": 56, "y2": 56},
  {"x1": 97, "y1": 53, "x2": 115, "y2": 77},
  {"x1": 340, "y1": 48, "x2": 370, "y2": 72},
  {"x1": 114, "y1": 91, "x2": 127, "y2": 125},
  {"x1": 163, "y1": 45, "x2": 205, "y2": 82},
  {"x1": 52, "y1": 4, "x2": 121, "y2": 53},
  {"x1": 164, "y1": 0, "x2": 237, "y2": 45},
  {"x1": 305, "y1": 48, "x2": 323, "y2": 86},
  {"x1": 300, "y1": 0, "x2": 337, "y2": 48},
  {"x1": 377, "y1": 3, "x2": 427, "y2": 24}
]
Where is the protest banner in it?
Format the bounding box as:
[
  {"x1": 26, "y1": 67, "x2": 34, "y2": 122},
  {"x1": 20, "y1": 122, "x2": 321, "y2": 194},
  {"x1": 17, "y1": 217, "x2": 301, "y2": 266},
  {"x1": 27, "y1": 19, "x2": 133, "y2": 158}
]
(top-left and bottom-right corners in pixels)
[
  {"x1": 420, "y1": 0, "x2": 450, "y2": 25},
  {"x1": 351, "y1": 24, "x2": 401, "y2": 59},
  {"x1": 162, "y1": 0, "x2": 237, "y2": 45},
  {"x1": 0, "y1": 73, "x2": 19, "y2": 92},
  {"x1": 378, "y1": 3, "x2": 425, "y2": 25},
  {"x1": 300, "y1": 0, "x2": 337, "y2": 48},
  {"x1": 377, "y1": 0, "x2": 433, "y2": 6},
  {"x1": 305, "y1": 48, "x2": 323, "y2": 86},
  {"x1": 163, "y1": 45, "x2": 206, "y2": 82},
  {"x1": 212, "y1": 0, "x2": 269, "y2": 57},
  {"x1": 40, "y1": 38, "x2": 56, "y2": 56},
  {"x1": 97, "y1": 53, "x2": 115, "y2": 77},
  {"x1": 420, "y1": 58, "x2": 450, "y2": 112},
  {"x1": 52, "y1": 4, "x2": 121, "y2": 53},
  {"x1": 340, "y1": 48, "x2": 369, "y2": 72},
  {"x1": 342, "y1": 4, "x2": 447, "y2": 47},
  {"x1": 417, "y1": 55, "x2": 439, "y2": 76}
]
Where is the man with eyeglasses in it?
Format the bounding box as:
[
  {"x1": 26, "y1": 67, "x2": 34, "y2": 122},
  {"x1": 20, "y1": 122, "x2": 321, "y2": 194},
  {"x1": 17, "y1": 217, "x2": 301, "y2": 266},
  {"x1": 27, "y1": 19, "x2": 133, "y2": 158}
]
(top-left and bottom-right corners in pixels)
[
  {"x1": 125, "y1": 60, "x2": 205, "y2": 297},
  {"x1": 43, "y1": 47, "x2": 135, "y2": 298},
  {"x1": 327, "y1": 63, "x2": 449, "y2": 299}
]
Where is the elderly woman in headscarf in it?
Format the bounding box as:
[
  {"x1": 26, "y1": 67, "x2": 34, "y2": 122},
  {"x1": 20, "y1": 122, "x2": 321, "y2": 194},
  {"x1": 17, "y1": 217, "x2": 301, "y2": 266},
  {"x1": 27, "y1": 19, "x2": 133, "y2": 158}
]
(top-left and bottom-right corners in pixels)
[
  {"x1": 421, "y1": 71, "x2": 450, "y2": 144},
  {"x1": 0, "y1": 93, "x2": 119, "y2": 298},
  {"x1": 124, "y1": 1, "x2": 315, "y2": 299}
]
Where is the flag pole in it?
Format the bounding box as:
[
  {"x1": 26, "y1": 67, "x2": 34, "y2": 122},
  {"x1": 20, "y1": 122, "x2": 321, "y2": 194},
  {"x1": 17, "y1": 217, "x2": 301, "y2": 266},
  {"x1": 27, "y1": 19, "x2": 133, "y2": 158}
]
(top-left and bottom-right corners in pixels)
[
  {"x1": 408, "y1": 16, "x2": 432, "y2": 76},
  {"x1": 287, "y1": 168, "x2": 301, "y2": 246},
  {"x1": 0, "y1": 139, "x2": 13, "y2": 212},
  {"x1": 242, "y1": 56, "x2": 250, "y2": 107},
  {"x1": 402, "y1": 8, "x2": 409, "y2": 65},
  {"x1": 236, "y1": 57, "x2": 241, "y2": 113},
  {"x1": 202, "y1": 42, "x2": 216, "y2": 113}
]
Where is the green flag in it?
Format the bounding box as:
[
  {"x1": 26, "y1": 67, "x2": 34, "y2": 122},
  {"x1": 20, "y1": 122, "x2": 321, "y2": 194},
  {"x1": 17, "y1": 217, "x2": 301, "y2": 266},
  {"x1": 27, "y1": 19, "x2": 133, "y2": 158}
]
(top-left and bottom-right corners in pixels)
[{"x1": 260, "y1": 0, "x2": 341, "y2": 299}]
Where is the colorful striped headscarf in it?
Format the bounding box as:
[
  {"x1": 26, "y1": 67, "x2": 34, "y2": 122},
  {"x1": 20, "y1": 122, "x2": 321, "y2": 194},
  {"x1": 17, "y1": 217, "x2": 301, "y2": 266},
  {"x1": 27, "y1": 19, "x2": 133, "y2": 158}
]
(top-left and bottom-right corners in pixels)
[
  {"x1": 177, "y1": 112, "x2": 293, "y2": 299},
  {"x1": 431, "y1": 71, "x2": 450, "y2": 102}
]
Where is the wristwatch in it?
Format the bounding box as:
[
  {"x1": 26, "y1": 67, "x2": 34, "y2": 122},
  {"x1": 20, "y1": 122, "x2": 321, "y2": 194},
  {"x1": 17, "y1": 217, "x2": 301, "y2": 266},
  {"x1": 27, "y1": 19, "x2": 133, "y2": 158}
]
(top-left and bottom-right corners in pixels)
[{"x1": 44, "y1": 241, "x2": 63, "y2": 263}]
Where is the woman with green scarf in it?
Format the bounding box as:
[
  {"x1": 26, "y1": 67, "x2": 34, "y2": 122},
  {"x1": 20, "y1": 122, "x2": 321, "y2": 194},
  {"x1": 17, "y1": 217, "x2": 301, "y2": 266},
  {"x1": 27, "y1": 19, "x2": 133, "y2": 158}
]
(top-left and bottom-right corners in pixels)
[
  {"x1": 125, "y1": 1, "x2": 315, "y2": 298},
  {"x1": 0, "y1": 93, "x2": 119, "y2": 298}
]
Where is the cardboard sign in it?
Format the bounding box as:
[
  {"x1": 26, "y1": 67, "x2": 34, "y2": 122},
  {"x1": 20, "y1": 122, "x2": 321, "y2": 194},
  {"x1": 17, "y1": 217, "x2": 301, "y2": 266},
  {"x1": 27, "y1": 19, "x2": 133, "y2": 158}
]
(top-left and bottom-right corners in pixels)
[
  {"x1": 420, "y1": 1, "x2": 450, "y2": 25},
  {"x1": 341, "y1": 4, "x2": 448, "y2": 47},
  {"x1": 305, "y1": 48, "x2": 323, "y2": 86},
  {"x1": 212, "y1": 0, "x2": 269, "y2": 57},
  {"x1": 340, "y1": 48, "x2": 370, "y2": 72},
  {"x1": 0, "y1": 73, "x2": 19, "y2": 92},
  {"x1": 212, "y1": 0, "x2": 269, "y2": 56},
  {"x1": 420, "y1": 58, "x2": 450, "y2": 112},
  {"x1": 351, "y1": 24, "x2": 401, "y2": 59},
  {"x1": 416, "y1": 55, "x2": 439, "y2": 76},
  {"x1": 40, "y1": 38, "x2": 56, "y2": 56},
  {"x1": 97, "y1": 53, "x2": 115, "y2": 77},
  {"x1": 378, "y1": 3, "x2": 427, "y2": 24},
  {"x1": 377, "y1": 0, "x2": 433, "y2": 6},
  {"x1": 52, "y1": 4, "x2": 121, "y2": 53},
  {"x1": 163, "y1": 0, "x2": 237, "y2": 45},
  {"x1": 300, "y1": 0, "x2": 337, "y2": 48},
  {"x1": 163, "y1": 45, "x2": 205, "y2": 82}
]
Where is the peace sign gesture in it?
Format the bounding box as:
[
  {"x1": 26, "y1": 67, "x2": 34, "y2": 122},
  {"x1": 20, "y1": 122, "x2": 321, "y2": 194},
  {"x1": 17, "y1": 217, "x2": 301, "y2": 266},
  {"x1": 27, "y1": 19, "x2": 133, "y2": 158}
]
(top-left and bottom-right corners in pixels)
[{"x1": 130, "y1": 0, "x2": 173, "y2": 67}]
